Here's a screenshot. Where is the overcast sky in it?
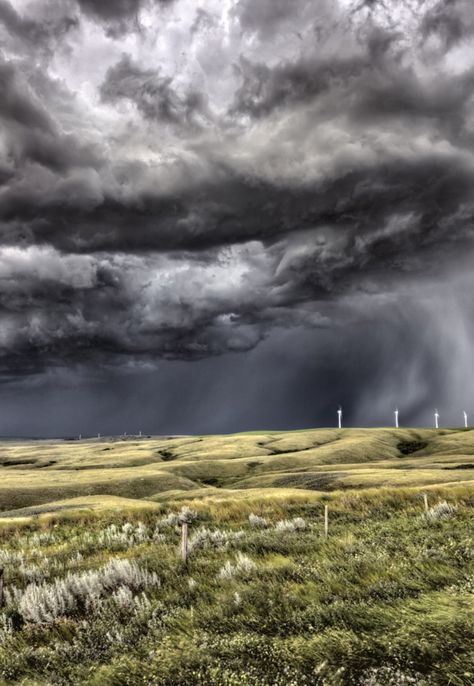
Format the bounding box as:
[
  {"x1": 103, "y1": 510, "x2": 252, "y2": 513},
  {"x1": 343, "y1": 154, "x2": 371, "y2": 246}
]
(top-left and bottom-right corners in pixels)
[{"x1": 1, "y1": 0, "x2": 474, "y2": 436}]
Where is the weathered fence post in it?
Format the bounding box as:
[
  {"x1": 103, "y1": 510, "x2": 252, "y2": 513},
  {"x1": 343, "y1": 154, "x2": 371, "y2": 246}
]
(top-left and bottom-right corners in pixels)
[
  {"x1": 324, "y1": 504, "x2": 329, "y2": 538},
  {"x1": 181, "y1": 522, "x2": 188, "y2": 564},
  {"x1": 423, "y1": 493, "x2": 429, "y2": 513},
  {"x1": 0, "y1": 567, "x2": 4, "y2": 607}
]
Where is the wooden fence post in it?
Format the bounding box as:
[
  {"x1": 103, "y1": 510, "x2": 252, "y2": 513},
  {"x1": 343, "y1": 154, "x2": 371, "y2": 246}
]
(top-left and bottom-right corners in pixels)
[
  {"x1": 324, "y1": 505, "x2": 329, "y2": 538},
  {"x1": 181, "y1": 522, "x2": 188, "y2": 564},
  {"x1": 0, "y1": 567, "x2": 4, "y2": 607},
  {"x1": 423, "y1": 494, "x2": 429, "y2": 513}
]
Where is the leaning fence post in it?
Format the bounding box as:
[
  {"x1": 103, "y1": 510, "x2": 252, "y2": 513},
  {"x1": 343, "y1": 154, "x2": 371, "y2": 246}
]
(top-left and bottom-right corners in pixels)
[
  {"x1": 181, "y1": 522, "x2": 188, "y2": 564},
  {"x1": 0, "y1": 567, "x2": 4, "y2": 607},
  {"x1": 324, "y1": 504, "x2": 329, "y2": 538},
  {"x1": 423, "y1": 494, "x2": 429, "y2": 513}
]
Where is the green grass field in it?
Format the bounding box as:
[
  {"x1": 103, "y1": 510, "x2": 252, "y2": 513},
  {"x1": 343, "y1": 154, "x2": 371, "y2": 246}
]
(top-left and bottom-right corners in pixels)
[{"x1": 0, "y1": 429, "x2": 472, "y2": 685}]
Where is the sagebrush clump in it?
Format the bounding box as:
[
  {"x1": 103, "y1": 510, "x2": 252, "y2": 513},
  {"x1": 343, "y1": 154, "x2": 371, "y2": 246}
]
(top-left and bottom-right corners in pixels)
[
  {"x1": 275, "y1": 517, "x2": 306, "y2": 532},
  {"x1": 425, "y1": 500, "x2": 457, "y2": 521},
  {"x1": 248, "y1": 513, "x2": 269, "y2": 528},
  {"x1": 10, "y1": 559, "x2": 160, "y2": 624},
  {"x1": 188, "y1": 526, "x2": 244, "y2": 554},
  {"x1": 218, "y1": 553, "x2": 257, "y2": 581}
]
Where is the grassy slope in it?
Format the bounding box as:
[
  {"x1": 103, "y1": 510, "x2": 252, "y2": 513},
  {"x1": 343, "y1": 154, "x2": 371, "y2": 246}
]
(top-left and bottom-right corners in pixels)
[
  {"x1": 0, "y1": 429, "x2": 472, "y2": 685},
  {"x1": 0, "y1": 428, "x2": 473, "y2": 515},
  {"x1": 0, "y1": 486, "x2": 472, "y2": 685}
]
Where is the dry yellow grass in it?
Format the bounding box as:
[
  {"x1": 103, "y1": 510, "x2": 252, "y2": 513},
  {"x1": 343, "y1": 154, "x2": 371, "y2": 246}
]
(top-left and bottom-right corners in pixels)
[{"x1": 0, "y1": 428, "x2": 472, "y2": 517}]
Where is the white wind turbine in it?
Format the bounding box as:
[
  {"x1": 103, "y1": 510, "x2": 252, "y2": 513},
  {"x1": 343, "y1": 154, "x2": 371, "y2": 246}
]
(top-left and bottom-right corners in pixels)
[
  {"x1": 394, "y1": 408, "x2": 399, "y2": 428},
  {"x1": 434, "y1": 409, "x2": 439, "y2": 429},
  {"x1": 337, "y1": 406, "x2": 342, "y2": 429},
  {"x1": 463, "y1": 411, "x2": 468, "y2": 429}
]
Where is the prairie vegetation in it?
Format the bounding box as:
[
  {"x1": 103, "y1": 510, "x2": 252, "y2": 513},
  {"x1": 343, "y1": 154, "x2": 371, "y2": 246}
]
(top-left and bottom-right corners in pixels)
[
  {"x1": 0, "y1": 429, "x2": 472, "y2": 684},
  {"x1": 0, "y1": 428, "x2": 474, "y2": 515}
]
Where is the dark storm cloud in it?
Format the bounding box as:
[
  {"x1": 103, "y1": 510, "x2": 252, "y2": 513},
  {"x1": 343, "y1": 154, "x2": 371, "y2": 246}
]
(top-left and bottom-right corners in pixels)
[
  {"x1": 77, "y1": 0, "x2": 142, "y2": 21},
  {"x1": 76, "y1": 0, "x2": 174, "y2": 36},
  {"x1": 236, "y1": 0, "x2": 313, "y2": 37},
  {"x1": 420, "y1": 0, "x2": 474, "y2": 49},
  {"x1": 1, "y1": 0, "x2": 474, "y2": 407},
  {"x1": 100, "y1": 54, "x2": 209, "y2": 127},
  {"x1": 0, "y1": 0, "x2": 51, "y2": 45},
  {"x1": 0, "y1": 58, "x2": 54, "y2": 131},
  {"x1": 0, "y1": 55, "x2": 101, "y2": 173},
  {"x1": 0, "y1": 0, "x2": 78, "y2": 58},
  {"x1": 230, "y1": 22, "x2": 474, "y2": 142}
]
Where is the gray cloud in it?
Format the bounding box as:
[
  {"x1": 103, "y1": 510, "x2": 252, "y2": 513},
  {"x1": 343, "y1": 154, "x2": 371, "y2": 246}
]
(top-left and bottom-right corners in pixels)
[
  {"x1": 76, "y1": 0, "x2": 174, "y2": 36},
  {"x1": 0, "y1": 0, "x2": 473, "y2": 431},
  {"x1": 235, "y1": 0, "x2": 318, "y2": 38},
  {"x1": 0, "y1": 58, "x2": 54, "y2": 131},
  {"x1": 420, "y1": 0, "x2": 474, "y2": 49},
  {"x1": 100, "y1": 54, "x2": 210, "y2": 127},
  {"x1": 0, "y1": 0, "x2": 78, "y2": 54}
]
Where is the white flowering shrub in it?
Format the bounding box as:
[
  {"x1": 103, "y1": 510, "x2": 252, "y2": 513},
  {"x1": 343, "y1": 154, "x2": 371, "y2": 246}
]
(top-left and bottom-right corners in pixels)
[
  {"x1": 156, "y1": 506, "x2": 198, "y2": 531},
  {"x1": 248, "y1": 514, "x2": 269, "y2": 529},
  {"x1": 97, "y1": 522, "x2": 151, "y2": 549},
  {"x1": 19, "y1": 578, "x2": 77, "y2": 624},
  {"x1": 112, "y1": 585, "x2": 134, "y2": 610},
  {"x1": 5, "y1": 585, "x2": 22, "y2": 607},
  {"x1": 105, "y1": 627, "x2": 125, "y2": 645},
  {"x1": 218, "y1": 553, "x2": 257, "y2": 581},
  {"x1": 275, "y1": 517, "x2": 306, "y2": 532},
  {"x1": 27, "y1": 532, "x2": 57, "y2": 547},
  {"x1": 360, "y1": 667, "x2": 426, "y2": 685},
  {"x1": 100, "y1": 559, "x2": 160, "y2": 591},
  {"x1": 18, "y1": 562, "x2": 49, "y2": 583},
  {"x1": 177, "y1": 506, "x2": 198, "y2": 524},
  {"x1": 425, "y1": 500, "x2": 457, "y2": 522},
  {"x1": 0, "y1": 614, "x2": 13, "y2": 645},
  {"x1": 218, "y1": 561, "x2": 236, "y2": 581},
  {"x1": 188, "y1": 526, "x2": 244, "y2": 554},
  {"x1": 155, "y1": 514, "x2": 179, "y2": 529},
  {"x1": 135, "y1": 522, "x2": 148, "y2": 542},
  {"x1": 132, "y1": 592, "x2": 152, "y2": 617},
  {"x1": 13, "y1": 559, "x2": 160, "y2": 624},
  {"x1": 0, "y1": 550, "x2": 25, "y2": 566}
]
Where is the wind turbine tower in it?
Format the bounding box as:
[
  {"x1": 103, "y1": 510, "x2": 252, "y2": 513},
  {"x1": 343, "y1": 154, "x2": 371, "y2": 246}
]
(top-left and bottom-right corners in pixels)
[
  {"x1": 394, "y1": 408, "x2": 399, "y2": 428},
  {"x1": 463, "y1": 411, "x2": 468, "y2": 429},
  {"x1": 434, "y1": 410, "x2": 439, "y2": 429},
  {"x1": 337, "y1": 406, "x2": 342, "y2": 430}
]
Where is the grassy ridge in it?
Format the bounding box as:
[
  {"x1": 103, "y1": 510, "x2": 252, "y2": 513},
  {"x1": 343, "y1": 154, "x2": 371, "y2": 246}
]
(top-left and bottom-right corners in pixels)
[{"x1": 0, "y1": 428, "x2": 474, "y2": 515}]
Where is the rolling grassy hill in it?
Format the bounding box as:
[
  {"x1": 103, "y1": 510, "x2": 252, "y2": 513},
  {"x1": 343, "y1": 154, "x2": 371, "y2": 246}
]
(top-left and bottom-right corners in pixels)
[
  {"x1": 0, "y1": 427, "x2": 473, "y2": 517},
  {"x1": 0, "y1": 428, "x2": 472, "y2": 685}
]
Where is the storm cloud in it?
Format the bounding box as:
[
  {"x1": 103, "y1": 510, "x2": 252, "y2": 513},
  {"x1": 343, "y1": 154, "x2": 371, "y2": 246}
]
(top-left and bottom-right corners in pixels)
[{"x1": 0, "y1": 0, "x2": 474, "y2": 431}]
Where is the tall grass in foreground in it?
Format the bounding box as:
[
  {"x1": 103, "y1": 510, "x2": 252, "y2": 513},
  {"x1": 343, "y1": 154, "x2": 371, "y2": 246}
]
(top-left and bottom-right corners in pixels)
[{"x1": 0, "y1": 486, "x2": 472, "y2": 685}]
